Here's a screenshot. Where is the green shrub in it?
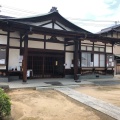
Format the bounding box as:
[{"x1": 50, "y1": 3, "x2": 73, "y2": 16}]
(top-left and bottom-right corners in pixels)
[{"x1": 0, "y1": 88, "x2": 11, "y2": 119}]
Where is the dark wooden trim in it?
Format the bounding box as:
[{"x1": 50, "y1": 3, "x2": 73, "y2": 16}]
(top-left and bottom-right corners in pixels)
[
  {"x1": 23, "y1": 35, "x2": 28, "y2": 82},
  {"x1": 6, "y1": 31, "x2": 10, "y2": 72},
  {"x1": 79, "y1": 40, "x2": 81, "y2": 74},
  {"x1": 52, "y1": 19, "x2": 54, "y2": 29},
  {"x1": 10, "y1": 37, "x2": 20, "y2": 40},
  {"x1": 9, "y1": 46, "x2": 20, "y2": 49},
  {"x1": 40, "y1": 21, "x2": 52, "y2": 27},
  {"x1": 0, "y1": 44, "x2": 7, "y2": 47},
  {"x1": 44, "y1": 35, "x2": 46, "y2": 49},
  {"x1": 66, "y1": 50, "x2": 74, "y2": 53},
  {"x1": 55, "y1": 22, "x2": 66, "y2": 30},
  {"x1": 0, "y1": 33, "x2": 7, "y2": 36}
]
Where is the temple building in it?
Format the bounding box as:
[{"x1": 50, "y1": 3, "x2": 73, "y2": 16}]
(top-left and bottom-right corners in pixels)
[
  {"x1": 0, "y1": 7, "x2": 120, "y2": 82},
  {"x1": 97, "y1": 24, "x2": 120, "y2": 75}
]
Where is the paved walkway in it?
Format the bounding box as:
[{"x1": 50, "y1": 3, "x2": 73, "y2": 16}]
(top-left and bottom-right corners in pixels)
[
  {"x1": 55, "y1": 87, "x2": 120, "y2": 120},
  {"x1": 8, "y1": 78, "x2": 92, "y2": 89}
]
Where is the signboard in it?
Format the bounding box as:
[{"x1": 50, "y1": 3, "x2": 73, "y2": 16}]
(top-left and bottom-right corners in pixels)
[{"x1": 107, "y1": 55, "x2": 114, "y2": 67}]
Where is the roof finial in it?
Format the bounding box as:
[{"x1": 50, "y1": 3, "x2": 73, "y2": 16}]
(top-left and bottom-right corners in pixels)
[{"x1": 49, "y1": 7, "x2": 58, "y2": 13}]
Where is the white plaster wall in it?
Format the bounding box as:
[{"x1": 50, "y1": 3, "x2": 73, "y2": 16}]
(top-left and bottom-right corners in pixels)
[
  {"x1": 0, "y1": 66, "x2": 6, "y2": 69},
  {"x1": 54, "y1": 24, "x2": 63, "y2": 30},
  {"x1": 28, "y1": 41, "x2": 44, "y2": 48},
  {"x1": 9, "y1": 49, "x2": 20, "y2": 70},
  {"x1": 46, "y1": 35, "x2": 51, "y2": 39},
  {"x1": 0, "y1": 30, "x2": 7, "y2": 34},
  {"x1": 46, "y1": 43, "x2": 64, "y2": 50},
  {"x1": 0, "y1": 35, "x2": 7, "y2": 44},
  {"x1": 106, "y1": 43, "x2": 112, "y2": 46},
  {"x1": 56, "y1": 37, "x2": 64, "y2": 41},
  {"x1": 10, "y1": 32, "x2": 19, "y2": 38},
  {"x1": 65, "y1": 52, "x2": 73, "y2": 69},
  {"x1": 106, "y1": 46, "x2": 112, "y2": 53},
  {"x1": 22, "y1": 41, "x2": 24, "y2": 47},
  {"x1": 29, "y1": 34, "x2": 44, "y2": 39},
  {"x1": 81, "y1": 40, "x2": 93, "y2": 44},
  {"x1": 31, "y1": 20, "x2": 51, "y2": 26},
  {"x1": 113, "y1": 45, "x2": 120, "y2": 54},
  {"x1": 66, "y1": 45, "x2": 74, "y2": 51},
  {"x1": 43, "y1": 23, "x2": 52, "y2": 28},
  {"x1": 10, "y1": 38, "x2": 20, "y2": 47},
  {"x1": 56, "y1": 21, "x2": 73, "y2": 31},
  {"x1": 95, "y1": 41, "x2": 105, "y2": 45}
]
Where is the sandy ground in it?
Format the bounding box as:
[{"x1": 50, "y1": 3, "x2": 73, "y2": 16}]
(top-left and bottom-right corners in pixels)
[
  {"x1": 6, "y1": 89, "x2": 114, "y2": 120},
  {"x1": 75, "y1": 85, "x2": 120, "y2": 107}
]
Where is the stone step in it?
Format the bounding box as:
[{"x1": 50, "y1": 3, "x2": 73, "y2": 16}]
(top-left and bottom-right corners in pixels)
[{"x1": 0, "y1": 77, "x2": 8, "y2": 82}]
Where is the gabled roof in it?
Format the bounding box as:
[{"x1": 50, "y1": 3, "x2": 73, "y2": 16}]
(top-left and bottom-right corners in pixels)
[
  {"x1": 97, "y1": 24, "x2": 120, "y2": 34},
  {"x1": 6, "y1": 10, "x2": 91, "y2": 34}
]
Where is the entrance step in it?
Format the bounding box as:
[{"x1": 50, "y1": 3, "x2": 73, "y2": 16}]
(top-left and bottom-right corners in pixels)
[
  {"x1": 0, "y1": 77, "x2": 8, "y2": 82},
  {"x1": 36, "y1": 85, "x2": 80, "y2": 90},
  {"x1": 55, "y1": 87, "x2": 120, "y2": 120}
]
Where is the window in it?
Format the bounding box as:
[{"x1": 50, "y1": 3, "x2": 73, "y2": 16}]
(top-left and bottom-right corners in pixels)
[
  {"x1": 106, "y1": 46, "x2": 112, "y2": 53},
  {"x1": 94, "y1": 54, "x2": 99, "y2": 67},
  {"x1": 87, "y1": 46, "x2": 92, "y2": 51},
  {"x1": 82, "y1": 52, "x2": 93, "y2": 67},
  {"x1": 0, "y1": 47, "x2": 6, "y2": 65},
  {"x1": 94, "y1": 54, "x2": 105, "y2": 67},
  {"x1": 100, "y1": 54, "x2": 105, "y2": 67},
  {"x1": 81, "y1": 46, "x2": 86, "y2": 50}
]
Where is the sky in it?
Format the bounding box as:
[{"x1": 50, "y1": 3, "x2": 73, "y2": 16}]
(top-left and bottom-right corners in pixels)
[{"x1": 0, "y1": 0, "x2": 120, "y2": 33}]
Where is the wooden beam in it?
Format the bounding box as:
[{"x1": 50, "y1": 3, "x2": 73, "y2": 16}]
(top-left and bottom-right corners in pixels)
[
  {"x1": 40, "y1": 21, "x2": 52, "y2": 27},
  {"x1": 55, "y1": 22, "x2": 66, "y2": 30},
  {"x1": 6, "y1": 31, "x2": 10, "y2": 73},
  {"x1": 23, "y1": 35, "x2": 28, "y2": 82},
  {"x1": 79, "y1": 40, "x2": 81, "y2": 74}
]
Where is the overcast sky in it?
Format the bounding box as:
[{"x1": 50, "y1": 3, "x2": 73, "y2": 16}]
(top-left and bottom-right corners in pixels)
[{"x1": 0, "y1": 0, "x2": 120, "y2": 33}]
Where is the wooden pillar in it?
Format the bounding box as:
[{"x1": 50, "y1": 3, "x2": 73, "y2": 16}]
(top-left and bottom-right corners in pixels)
[
  {"x1": 23, "y1": 35, "x2": 28, "y2": 82},
  {"x1": 74, "y1": 39, "x2": 78, "y2": 80},
  {"x1": 64, "y1": 38, "x2": 66, "y2": 77},
  {"x1": 79, "y1": 40, "x2": 81, "y2": 74},
  {"x1": 6, "y1": 31, "x2": 10, "y2": 73},
  {"x1": 44, "y1": 35, "x2": 46, "y2": 49},
  {"x1": 105, "y1": 43, "x2": 107, "y2": 74},
  {"x1": 112, "y1": 43, "x2": 114, "y2": 75}
]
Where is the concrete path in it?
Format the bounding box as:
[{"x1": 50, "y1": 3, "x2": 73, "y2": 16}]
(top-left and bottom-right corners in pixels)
[{"x1": 55, "y1": 87, "x2": 120, "y2": 120}]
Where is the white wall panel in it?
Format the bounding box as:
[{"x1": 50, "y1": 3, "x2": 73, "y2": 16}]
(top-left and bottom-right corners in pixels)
[
  {"x1": 10, "y1": 32, "x2": 19, "y2": 37},
  {"x1": 28, "y1": 41, "x2": 44, "y2": 48},
  {"x1": 0, "y1": 35, "x2": 7, "y2": 44},
  {"x1": 10, "y1": 39, "x2": 20, "y2": 47},
  {"x1": 9, "y1": 49, "x2": 20, "y2": 70},
  {"x1": 29, "y1": 34, "x2": 44, "y2": 39},
  {"x1": 66, "y1": 45, "x2": 74, "y2": 51},
  {"x1": 46, "y1": 43, "x2": 64, "y2": 50},
  {"x1": 65, "y1": 52, "x2": 73, "y2": 69}
]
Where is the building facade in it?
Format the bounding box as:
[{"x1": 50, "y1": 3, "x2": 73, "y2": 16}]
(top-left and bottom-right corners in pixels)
[
  {"x1": 98, "y1": 24, "x2": 120, "y2": 75},
  {"x1": 0, "y1": 8, "x2": 119, "y2": 81}
]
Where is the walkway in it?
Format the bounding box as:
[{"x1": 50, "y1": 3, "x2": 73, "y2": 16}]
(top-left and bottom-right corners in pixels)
[{"x1": 55, "y1": 87, "x2": 120, "y2": 120}]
